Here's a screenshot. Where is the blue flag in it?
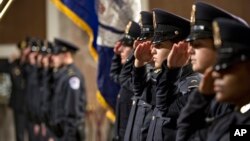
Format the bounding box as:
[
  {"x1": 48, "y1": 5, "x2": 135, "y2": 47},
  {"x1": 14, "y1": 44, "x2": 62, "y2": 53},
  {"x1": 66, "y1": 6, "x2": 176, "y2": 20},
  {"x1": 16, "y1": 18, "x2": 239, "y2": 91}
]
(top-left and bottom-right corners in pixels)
[{"x1": 51, "y1": 0, "x2": 99, "y2": 61}]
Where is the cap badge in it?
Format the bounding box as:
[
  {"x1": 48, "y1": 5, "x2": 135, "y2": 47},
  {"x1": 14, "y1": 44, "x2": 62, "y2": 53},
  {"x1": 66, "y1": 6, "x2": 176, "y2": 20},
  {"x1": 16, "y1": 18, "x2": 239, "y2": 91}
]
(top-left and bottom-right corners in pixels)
[
  {"x1": 153, "y1": 11, "x2": 157, "y2": 29},
  {"x1": 20, "y1": 41, "x2": 27, "y2": 49},
  {"x1": 139, "y1": 15, "x2": 143, "y2": 28},
  {"x1": 212, "y1": 21, "x2": 222, "y2": 48},
  {"x1": 125, "y1": 21, "x2": 132, "y2": 34},
  {"x1": 190, "y1": 5, "x2": 196, "y2": 25},
  {"x1": 62, "y1": 46, "x2": 67, "y2": 51}
]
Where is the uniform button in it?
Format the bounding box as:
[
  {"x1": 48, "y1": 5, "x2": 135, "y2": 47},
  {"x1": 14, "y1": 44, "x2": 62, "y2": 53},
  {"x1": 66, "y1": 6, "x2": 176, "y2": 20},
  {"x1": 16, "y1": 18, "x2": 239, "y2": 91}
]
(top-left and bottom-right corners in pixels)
[
  {"x1": 132, "y1": 101, "x2": 136, "y2": 105},
  {"x1": 117, "y1": 94, "x2": 120, "y2": 99},
  {"x1": 143, "y1": 102, "x2": 146, "y2": 105},
  {"x1": 152, "y1": 116, "x2": 155, "y2": 120}
]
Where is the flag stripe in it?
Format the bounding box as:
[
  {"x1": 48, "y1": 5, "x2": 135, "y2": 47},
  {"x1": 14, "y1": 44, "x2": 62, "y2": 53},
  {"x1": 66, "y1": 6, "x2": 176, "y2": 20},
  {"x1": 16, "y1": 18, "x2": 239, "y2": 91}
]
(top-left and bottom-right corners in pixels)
[{"x1": 51, "y1": 0, "x2": 98, "y2": 62}]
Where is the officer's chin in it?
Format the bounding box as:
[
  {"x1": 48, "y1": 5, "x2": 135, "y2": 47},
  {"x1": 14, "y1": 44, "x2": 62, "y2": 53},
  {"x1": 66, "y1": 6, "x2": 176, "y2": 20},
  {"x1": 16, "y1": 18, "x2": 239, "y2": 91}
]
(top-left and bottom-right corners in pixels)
[
  {"x1": 215, "y1": 91, "x2": 226, "y2": 103},
  {"x1": 154, "y1": 63, "x2": 161, "y2": 69}
]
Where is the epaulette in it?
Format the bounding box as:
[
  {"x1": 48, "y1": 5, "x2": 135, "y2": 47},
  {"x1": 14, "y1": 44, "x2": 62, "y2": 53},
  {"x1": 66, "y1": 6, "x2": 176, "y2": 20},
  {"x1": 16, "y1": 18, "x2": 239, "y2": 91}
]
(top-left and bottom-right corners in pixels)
[{"x1": 67, "y1": 68, "x2": 76, "y2": 77}]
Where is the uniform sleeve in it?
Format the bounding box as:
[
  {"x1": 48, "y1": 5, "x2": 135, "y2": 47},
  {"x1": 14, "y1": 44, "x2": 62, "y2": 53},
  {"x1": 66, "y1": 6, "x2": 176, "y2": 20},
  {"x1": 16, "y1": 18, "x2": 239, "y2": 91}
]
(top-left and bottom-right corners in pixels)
[
  {"x1": 156, "y1": 63, "x2": 181, "y2": 113},
  {"x1": 25, "y1": 65, "x2": 40, "y2": 122},
  {"x1": 40, "y1": 69, "x2": 51, "y2": 122},
  {"x1": 119, "y1": 52, "x2": 134, "y2": 91},
  {"x1": 133, "y1": 65, "x2": 148, "y2": 97},
  {"x1": 110, "y1": 54, "x2": 122, "y2": 84},
  {"x1": 176, "y1": 90, "x2": 214, "y2": 141},
  {"x1": 63, "y1": 76, "x2": 85, "y2": 140},
  {"x1": 165, "y1": 72, "x2": 201, "y2": 118}
]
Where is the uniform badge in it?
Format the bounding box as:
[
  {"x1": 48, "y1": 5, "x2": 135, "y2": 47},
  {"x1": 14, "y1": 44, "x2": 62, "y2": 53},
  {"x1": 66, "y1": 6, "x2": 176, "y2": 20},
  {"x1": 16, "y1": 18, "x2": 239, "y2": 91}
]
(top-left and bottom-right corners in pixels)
[
  {"x1": 153, "y1": 11, "x2": 157, "y2": 29},
  {"x1": 69, "y1": 76, "x2": 80, "y2": 90},
  {"x1": 212, "y1": 21, "x2": 222, "y2": 48},
  {"x1": 20, "y1": 40, "x2": 27, "y2": 49},
  {"x1": 125, "y1": 21, "x2": 132, "y2": 34},
  {"x1": 139, "y1": 15, "x2": 143, "y2": 28},
  {"x1": 62, "y1": 46, "x2": 67, "y2": 52},
  {"x1": 190, "y1": 5, "x2": 196, "y2": 25},
  {"x1": 13, "y1": 67, "x2": 20, "y2": 76}
]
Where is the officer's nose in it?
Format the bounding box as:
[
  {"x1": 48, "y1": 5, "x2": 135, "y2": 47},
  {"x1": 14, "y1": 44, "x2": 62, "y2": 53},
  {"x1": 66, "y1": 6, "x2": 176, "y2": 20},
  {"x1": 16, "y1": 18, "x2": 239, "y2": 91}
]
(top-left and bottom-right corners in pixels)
[
  {"x1": 187, "y1": 44, "x2": 195, "y2": 55},
  {"x1": 212, "y1": 70, "x2": 222, "y2": 79},
  {"x1": 151, "y1": 45, "x2": 156, "y2": 55},
  {"x1": 49, "y1": 55, "x2": 54, "y2": 62}
]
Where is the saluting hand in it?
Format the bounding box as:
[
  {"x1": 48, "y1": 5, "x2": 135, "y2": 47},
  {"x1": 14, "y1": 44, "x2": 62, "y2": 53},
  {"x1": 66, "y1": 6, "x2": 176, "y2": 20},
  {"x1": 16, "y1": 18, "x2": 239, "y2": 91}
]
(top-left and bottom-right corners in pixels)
[
  {"x1": 199, "y1": 67, "x2": 215, "y2": 95},
  {"x1": 33, "y1": 124, "x2": 40, "y2": 136},
  {"x1": 134, "y1": 41, "x2": 152, "y2": 67},
  {"x1": 113, "y1": 41, "x2": 122, "y2": 55},
  {"x1": 133, "y1": 39, "x2": 143, "y2": 49},
  {"x1": 41, "y1": 123, "x2": 47, "y2": 137},
  {"x1": 48, "y1": 138, "x2": 55, "y2": 141},
  {"x1": 167, "y1": 41, "x2": 190, "y2": 68}
]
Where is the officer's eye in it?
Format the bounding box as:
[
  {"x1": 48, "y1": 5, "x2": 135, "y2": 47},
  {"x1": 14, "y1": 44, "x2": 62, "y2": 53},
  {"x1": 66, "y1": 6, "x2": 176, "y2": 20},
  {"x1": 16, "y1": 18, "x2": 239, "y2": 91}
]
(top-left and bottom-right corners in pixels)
[
  {"x1": 190, "y1": 41, "x2": 200, "y2": 48},
  {"x1": 152, "y1": 44, "x2": 162, "y2": 49}
]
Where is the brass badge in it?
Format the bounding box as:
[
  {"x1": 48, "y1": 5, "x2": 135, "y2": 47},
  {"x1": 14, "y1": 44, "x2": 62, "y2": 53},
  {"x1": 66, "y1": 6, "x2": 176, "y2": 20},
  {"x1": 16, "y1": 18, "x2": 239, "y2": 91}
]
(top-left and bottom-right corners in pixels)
[
  {"x1": 139, "y1": 15, "x2": 143, "y2": 28},
  {"x1": 20, "y1": 40, "x2": 27, "y2": 49},
  {"x1": 14, "y1": 67, "x2": 20, "y2": 76},
  {"x1": 212, "y1": 21, "x2": 222, "y2": 48},
  {"x1": 153, "y1": 11, "x2": 157, "y2": 29},
  {"x1": 190, "y1": 5, "x2": 196, "y2": 25},
  {"x1": 62, "y1": 46, "x2": 67, "y2": 51},
  {"x1": 125, "y1": 21, "x2": 132, "y2": 34}
]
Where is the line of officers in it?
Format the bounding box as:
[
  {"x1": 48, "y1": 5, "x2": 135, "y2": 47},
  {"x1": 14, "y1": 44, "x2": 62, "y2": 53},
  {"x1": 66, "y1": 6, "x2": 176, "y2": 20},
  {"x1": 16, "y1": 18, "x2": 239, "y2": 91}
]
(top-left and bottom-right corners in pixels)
[
  {"x1": 110, "y1": 2, "x2": 250, "y2": 141},
  {"x1": 8, "y1": 38, "x2": 86, "y2": 141}
]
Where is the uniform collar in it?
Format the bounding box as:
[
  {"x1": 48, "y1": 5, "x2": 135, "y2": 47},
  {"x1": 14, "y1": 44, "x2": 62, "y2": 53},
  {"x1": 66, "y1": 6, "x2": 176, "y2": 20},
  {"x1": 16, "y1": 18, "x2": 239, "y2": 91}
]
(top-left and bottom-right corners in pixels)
[
  {"x1": 240, "y1": 102, "x2": 250, "y2": 114},
  {"x1": 53, "y1": 66, "x2": 68, "y2": 79}
]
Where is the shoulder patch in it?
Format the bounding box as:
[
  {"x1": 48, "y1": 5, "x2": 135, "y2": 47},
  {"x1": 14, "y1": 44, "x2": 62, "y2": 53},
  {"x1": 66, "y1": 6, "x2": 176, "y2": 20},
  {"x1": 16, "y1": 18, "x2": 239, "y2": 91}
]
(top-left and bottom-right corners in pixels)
[{"x1": 69, "y1": 76, "x2": 80, "y2": 90}]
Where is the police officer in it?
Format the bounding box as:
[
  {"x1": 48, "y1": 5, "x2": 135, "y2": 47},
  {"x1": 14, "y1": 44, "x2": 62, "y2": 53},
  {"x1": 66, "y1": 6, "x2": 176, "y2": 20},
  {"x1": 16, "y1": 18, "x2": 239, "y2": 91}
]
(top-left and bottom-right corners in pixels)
[
  {"x1": 32, "y1": 40, "x2": 54, "y2": 141},
  {"x1": 110, "y1": 21, "x2": 140, "y2": 141},
  {"x1": 176, "y1": 2, "x2": 249, "y2": 141},
  {"x1": 208, "y1": 17, "x2": 250, "y2": 141},
  {"x1": 141, "y1": 9, "x2": 200, "y2": 141},
  {"x1": 23, "y1": 38, "x2": 44, "y2": 141},
  {"x1": 190, "y1": 18, "x2": 250, "y2": 141},
  {"x1": 48, "y1": 38, "x2": 86, "y2": 141},
  {"x1": 123, "y1": 11, "x2": 155, "y2": 141},
  {"x1": 9, "y1": 39, "x2": 30, "y2": 141}
]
